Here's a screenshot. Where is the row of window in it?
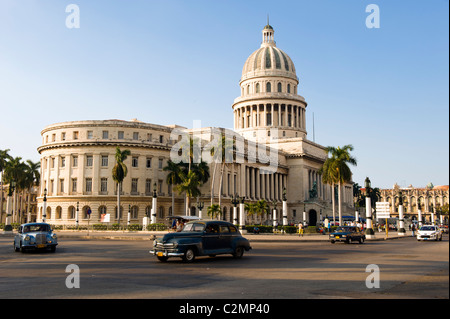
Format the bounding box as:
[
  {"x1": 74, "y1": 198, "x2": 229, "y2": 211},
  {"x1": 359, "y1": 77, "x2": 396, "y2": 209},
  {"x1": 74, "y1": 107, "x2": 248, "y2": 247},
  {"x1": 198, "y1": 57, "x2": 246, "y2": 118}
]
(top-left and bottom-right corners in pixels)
[
  {"x1": 43, "y1": 155, "x2": 165, "y2": 169},
  {"x1": 44, "y1": 130, "x2": 166, "y2": 144},
  {"x1": 44, "y1": 205, "x2": 172, "y2": 220},
  {"x1": 44, "y1": 177, "x2": 170, "y2": 196},
  {"x1": 242, "y1": 81, "x2": 297, "y2": 95}
]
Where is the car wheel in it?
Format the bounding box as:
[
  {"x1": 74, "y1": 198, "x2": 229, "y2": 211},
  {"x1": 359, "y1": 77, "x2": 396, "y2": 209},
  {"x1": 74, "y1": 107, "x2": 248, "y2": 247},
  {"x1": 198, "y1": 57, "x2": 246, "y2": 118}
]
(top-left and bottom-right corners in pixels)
[
  {"x1": 50, "y1": 246, "x2": 56, "y2": 253},
  {"x1": 330, "y1": 240, "x2": 335, "y2": 244},
  {"x1": 157, "y1": 256, "x2": 168, "y2": 262},
  {"x1": 19, "y1": 242, "x2": 26, "y2": 253},
  {"x1": 14, "y1": 242, "x2": 20, "y2": 252},
  {"x1": 233, "y1": 246, "x2": 244, "y2": 259},
  {"x1": 346, "y1": 238, "x2": 351, "y2": 244},
  {"x1": 182, "y1": 248, "x2": 196, "y2": 263},
  {"x1": 439, "y1": 236, "x2": 442, "y2": 241},
  {"x1": 359, "y1": 237, "x2": 364, "y2": 244}
]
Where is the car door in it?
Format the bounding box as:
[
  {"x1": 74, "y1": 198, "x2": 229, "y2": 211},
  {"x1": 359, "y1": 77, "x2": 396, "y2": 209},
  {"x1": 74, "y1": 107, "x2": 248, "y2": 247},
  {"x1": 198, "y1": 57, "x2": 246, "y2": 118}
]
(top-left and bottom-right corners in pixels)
[
  {"x1": 202, "y1": 223, "x2": 221, "y2": 253},
  {"x1": 218, "y1": 225, "x2": 233, "y2": 251}
]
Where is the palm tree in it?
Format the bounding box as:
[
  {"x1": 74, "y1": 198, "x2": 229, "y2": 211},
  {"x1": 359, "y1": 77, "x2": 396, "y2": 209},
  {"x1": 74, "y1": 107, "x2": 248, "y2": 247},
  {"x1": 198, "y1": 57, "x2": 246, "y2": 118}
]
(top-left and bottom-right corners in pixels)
[
  {"x1": 244, "y1": 202, "x2": 258, "y2": 224},
  {"x1": 210, "y1": 132, "x2": 236, "y2": 207},
  {"x1": 3, "y1": 156, "x2": 27, "y2": 224},
  {"x1": 164, "y1": 160, "x2": 183, "y2": 216},
  {"x1": 255, "y1": 199, "x2": 269, "y2": 224},
  {"x1": 112, "y1": 147, "x2": 131, "y2": 226},
  {"x1": 323, "y1": 145, "x2": 357, "y2": 226},
  {"x1": 24, "y1": 160, "x2": 40, "y2": 222},
  {"x1": 207, "y1": 204, "x2": 221, "y2": 220},
  {"x1": 0, "y1": 149, "x2": 11, "y2": 223},
  {"x1": 319, "y1": 154, "x2": 338, "y2": 225},
  {"x1": 176, "y1": 170, "x2": 202, "y2": 215}
]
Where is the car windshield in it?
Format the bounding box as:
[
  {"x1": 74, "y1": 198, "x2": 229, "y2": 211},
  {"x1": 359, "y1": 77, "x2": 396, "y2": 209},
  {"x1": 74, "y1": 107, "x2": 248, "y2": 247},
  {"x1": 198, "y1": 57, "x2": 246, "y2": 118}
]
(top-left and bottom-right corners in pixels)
[
  {"x1": 182, "y1": 223, "x2": 205, "y2": 232},
  {"x1": 23, "y1": 224, "x2": 50, "y2": 233},
  {"x1": 420, "y1": 226, "x2": 436, "y2": 231}
]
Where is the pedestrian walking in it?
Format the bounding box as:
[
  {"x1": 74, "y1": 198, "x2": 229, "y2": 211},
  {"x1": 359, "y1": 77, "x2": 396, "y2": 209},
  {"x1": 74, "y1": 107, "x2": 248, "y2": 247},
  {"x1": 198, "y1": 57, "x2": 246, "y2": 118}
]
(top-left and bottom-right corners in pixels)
[
  {"x1": 298, "y1": 223, "x2": 303, "y2": 237},
  {"x1": 411, "y1": 223, "x2": 416, "y2": 237}
]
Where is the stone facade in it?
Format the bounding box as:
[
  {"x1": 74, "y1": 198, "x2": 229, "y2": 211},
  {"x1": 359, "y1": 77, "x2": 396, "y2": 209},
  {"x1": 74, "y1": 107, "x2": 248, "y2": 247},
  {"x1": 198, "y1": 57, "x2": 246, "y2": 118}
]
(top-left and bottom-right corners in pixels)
[
  {"x1": 35, "y1": 24, "x2": 355, "y2": 227},
  {"x1": 379, "y1": 183, "x2": 449, "y2": 223}
]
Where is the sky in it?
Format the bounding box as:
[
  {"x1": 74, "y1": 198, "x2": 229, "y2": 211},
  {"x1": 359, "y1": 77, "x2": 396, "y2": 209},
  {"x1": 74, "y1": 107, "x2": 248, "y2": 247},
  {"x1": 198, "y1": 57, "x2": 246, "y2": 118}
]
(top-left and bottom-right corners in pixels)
[{"x1": 0, "y1": 0, "x2": 448, "y2": 189}]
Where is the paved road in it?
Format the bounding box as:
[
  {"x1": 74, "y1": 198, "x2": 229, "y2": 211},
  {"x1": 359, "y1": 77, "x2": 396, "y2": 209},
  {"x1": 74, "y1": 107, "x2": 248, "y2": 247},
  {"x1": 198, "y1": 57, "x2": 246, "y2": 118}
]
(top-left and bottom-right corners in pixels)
[{"x1": 0, "y1": 234, "x2": 447, "y2": 299}]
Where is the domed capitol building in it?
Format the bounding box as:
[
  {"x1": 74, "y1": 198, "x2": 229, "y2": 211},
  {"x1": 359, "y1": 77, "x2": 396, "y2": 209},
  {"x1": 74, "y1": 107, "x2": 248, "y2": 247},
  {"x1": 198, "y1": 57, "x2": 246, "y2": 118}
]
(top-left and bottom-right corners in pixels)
[{"x1": 36, "y1": 23, "x2": 356, "y2": 227}]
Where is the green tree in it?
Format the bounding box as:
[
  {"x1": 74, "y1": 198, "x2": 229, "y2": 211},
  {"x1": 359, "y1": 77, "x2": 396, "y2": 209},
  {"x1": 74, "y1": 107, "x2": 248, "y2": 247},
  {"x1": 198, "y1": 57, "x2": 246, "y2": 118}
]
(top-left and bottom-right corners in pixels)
[
  {"x1": 0, "y1": 149, "x2": 11, "y2": 223},
  {"x1": 319, "y1": 153, "x2": 339, "y2": 224},
  {"x1": 112, "y1": 147, "x2": 131, "y2": 225},
  {"x1": 255, "y1": 199, "x2": 269, "y2": 224},
  {"x1": 207, "y1": 204, "x2": 221, "y2": 220},
  {"x1": 164, "y1": 159, "x2": 183, "y2": 216},
  {"x1": 320, "y1": 145, "x2": 357, "y2": 225},
  {"x1": 244, "y1": 202, "x2": 258, "y2": 223},
  {"x1": 176, "y1": 170, "x2": 202, "y2": 215}
]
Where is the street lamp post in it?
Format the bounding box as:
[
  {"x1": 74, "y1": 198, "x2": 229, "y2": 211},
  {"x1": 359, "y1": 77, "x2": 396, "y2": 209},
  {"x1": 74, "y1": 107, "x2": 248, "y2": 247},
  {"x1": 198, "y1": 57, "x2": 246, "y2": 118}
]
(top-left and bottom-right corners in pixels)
[
  {"x1": 197, "y1": 201, "x2": 204, "y2": 219},
  {"x1": 4, "y1": 182, "x2": 15, "y2": 232},
  {"x1": 272, "y1": 201, "x2": 277, "y2": 231},
  {"x1": 239, "y1": 196, "x2": 246, "y2": 233},
  {"x1": 231, "y1": 194, "x2": 239, "y2": 226},
  {"x1": 364, "y1": 177, "x2": 375, "y2": 239},
  {"x1": 75, "y1": 201, "x2": 79, "y2": 227},
  {"x1": 151, "y1": 183, "x2": 157, "y2": 224},
  {"x1": 42, "y1": 188, "x2": 47, "y2": 223},
  {"x1": 282, "y1": 187, "x2": 288, "y2": 227}
]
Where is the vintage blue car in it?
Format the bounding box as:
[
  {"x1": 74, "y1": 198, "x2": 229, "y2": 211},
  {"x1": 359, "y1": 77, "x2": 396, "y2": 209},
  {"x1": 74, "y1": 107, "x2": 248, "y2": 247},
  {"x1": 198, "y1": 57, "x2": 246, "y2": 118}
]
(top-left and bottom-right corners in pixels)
[
  {"x1": 14, "y1": 223, "x2": 58, "y2": 252},
  {"x1": 150, "y1": 220, "x2": 252, "y2": 262}
]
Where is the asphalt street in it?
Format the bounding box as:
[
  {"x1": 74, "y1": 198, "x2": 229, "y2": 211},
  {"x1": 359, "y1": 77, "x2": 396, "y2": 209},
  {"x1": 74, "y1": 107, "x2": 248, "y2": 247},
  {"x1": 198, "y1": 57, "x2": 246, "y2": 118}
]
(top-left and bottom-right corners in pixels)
[{"x1": 0, "y1": 233, "x2": 447, "y2": 300}]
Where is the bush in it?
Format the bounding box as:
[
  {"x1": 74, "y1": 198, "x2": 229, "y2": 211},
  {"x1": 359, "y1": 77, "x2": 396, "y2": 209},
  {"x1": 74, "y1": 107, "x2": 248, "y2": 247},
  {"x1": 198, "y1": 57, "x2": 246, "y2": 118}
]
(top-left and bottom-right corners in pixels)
[
  {"x1": 245, "y1": 225, "x2": 273, "y2": 233},
  {"x1": 146, "y1": 223, "x2": 168, "y2": 231}
]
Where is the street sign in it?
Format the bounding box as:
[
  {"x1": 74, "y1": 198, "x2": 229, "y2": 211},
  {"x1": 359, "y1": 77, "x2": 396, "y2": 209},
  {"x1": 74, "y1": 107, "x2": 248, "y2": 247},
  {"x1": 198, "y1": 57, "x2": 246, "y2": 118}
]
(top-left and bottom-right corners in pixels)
[{"x1": 375, "y1": 202, "x2": 390, "y2": 219}]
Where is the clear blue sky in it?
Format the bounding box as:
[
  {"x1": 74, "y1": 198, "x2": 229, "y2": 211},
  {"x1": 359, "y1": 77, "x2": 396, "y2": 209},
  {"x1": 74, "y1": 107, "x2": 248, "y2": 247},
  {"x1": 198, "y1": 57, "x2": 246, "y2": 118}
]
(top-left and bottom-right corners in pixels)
[{"x1": 0, "y1": 0, "x2": 448, "y2": 189}]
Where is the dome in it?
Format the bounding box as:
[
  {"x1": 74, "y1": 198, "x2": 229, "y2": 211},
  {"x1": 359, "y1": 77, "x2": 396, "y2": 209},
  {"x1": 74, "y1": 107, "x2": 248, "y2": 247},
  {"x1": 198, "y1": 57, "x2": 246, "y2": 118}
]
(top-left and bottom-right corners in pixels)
[{"x1": 241, "y1": 25, "x2": 297, "y2": 82}]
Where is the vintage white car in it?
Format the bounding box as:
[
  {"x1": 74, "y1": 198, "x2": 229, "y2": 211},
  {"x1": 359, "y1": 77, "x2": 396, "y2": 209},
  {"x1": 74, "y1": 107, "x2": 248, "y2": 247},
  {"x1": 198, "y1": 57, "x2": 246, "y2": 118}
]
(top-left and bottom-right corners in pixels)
[
  {"x1": 14, "y1": 223, "x2": 58, "y2": 252},
  {"x1": 417, "y1": 225, "x2": 443, "y2": 241}
]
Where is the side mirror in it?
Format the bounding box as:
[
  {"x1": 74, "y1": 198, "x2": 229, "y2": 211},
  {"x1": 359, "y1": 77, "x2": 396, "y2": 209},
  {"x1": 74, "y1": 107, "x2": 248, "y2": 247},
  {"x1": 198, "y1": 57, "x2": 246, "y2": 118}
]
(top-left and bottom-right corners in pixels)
[{"x1": 18, "y1": 228, "x2": 22, "y2": 234}]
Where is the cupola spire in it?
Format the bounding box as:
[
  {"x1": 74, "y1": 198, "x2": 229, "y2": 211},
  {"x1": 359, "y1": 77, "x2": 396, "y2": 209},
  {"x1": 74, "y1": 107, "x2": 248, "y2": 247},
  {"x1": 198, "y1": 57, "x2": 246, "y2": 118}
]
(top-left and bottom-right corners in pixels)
[{"x1": 262, "y1": 17, "x2": 275, "y2": 46}]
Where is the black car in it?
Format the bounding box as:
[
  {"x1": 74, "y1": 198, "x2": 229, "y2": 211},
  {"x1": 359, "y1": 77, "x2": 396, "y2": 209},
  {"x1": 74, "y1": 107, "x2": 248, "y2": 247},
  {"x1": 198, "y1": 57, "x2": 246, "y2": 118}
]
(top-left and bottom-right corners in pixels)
[
  {"x1": 329, "y1": 226, "x2": 365, "y2": 244},
  {"x1": 150, "y1": 220, "x2": 252, "y2": 262}
]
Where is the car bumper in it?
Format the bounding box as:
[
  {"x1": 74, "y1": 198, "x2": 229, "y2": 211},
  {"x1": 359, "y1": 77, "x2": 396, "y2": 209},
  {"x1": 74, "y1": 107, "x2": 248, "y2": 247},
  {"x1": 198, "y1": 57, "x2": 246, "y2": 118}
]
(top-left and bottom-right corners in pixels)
[
  {"x1": 149, "y1": 249, "x2": 185, "y2": 257},
  {"x1": 417, "y1": 234, "x2": 439, "y2": 240},
  {"x1": 22, "y1": 243, "x2": 57, "y2": 249}
]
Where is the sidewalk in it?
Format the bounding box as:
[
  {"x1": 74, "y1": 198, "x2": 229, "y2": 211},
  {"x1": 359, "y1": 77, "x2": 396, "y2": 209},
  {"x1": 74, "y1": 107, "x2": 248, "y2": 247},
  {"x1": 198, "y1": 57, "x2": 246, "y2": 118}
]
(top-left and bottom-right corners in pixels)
[{"x1": 1, "y1": 229, "x2": 414, "y2": 242}]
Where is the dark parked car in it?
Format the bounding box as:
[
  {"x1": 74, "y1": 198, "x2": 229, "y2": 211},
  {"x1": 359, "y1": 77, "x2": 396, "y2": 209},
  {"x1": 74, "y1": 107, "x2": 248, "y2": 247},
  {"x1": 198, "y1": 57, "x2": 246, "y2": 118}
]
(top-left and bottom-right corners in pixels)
[
  {"x1": 150, "y1": 220, "x2": 252, "y2": 262},
  {"x1": 14, "y1": 223, "x2": 58, "y2": 252},
  {"x1": 329, "y1": 226, "x2": 365, "y2": 244}
]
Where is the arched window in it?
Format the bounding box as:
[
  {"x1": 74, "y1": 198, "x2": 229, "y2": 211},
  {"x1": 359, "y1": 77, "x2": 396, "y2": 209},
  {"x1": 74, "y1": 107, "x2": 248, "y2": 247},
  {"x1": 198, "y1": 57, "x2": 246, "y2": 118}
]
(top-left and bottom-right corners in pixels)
[
  {"x1": 277, "y1": 82, "x2": 282, "y2": 92},
  {"x1": 247, "y1": 85, "x2": 250, "y2": 95},
  {"x1": 256, "y1": 83, "x2": 260, "y2": 93},
  {"x1": 131, "y1": 206, "x2": 139, "y2": 219},
  {"x1": 158, "y1": 206, "x2": 164, "y2": 219},
  {"x1": 68, "y1": 206, "x2": 76, "y2": 219},
  {"x1": 145, "y1": 206, "x2": 152, "y2": 217},
  {"x1": 266, "y1": 82, "x2": 271, "y2": 93},
  {"x1": 56, "y1": 206, "x2": 62, "y2": 219},
  {"x1": 83, "y1": 206, "x2": 91, "y2": 219},
  {"x1": 287, "y1": 84, "x2": 291, "y2": 93}
]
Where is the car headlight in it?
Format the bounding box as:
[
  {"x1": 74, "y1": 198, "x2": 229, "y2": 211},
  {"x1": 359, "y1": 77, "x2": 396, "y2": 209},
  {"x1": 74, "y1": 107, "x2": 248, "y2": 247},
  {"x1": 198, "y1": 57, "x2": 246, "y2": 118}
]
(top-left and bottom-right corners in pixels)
[
  {"x1": 51, "y1": 233, "x2": 57, "y2": 239},
  {"x1": 24, "y1": 235, "x2": 30, "y2": 241}
]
